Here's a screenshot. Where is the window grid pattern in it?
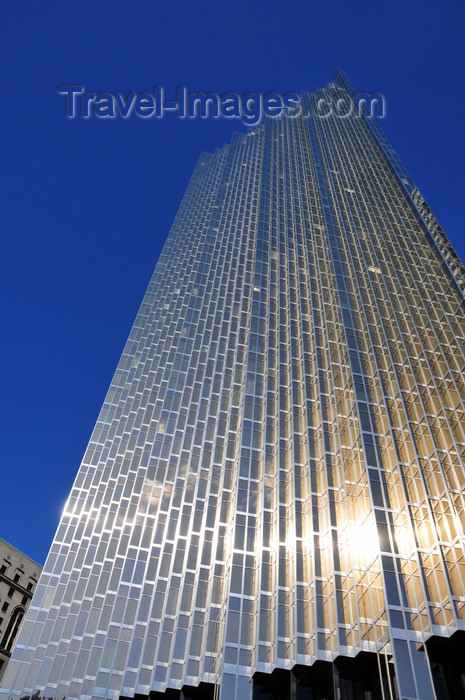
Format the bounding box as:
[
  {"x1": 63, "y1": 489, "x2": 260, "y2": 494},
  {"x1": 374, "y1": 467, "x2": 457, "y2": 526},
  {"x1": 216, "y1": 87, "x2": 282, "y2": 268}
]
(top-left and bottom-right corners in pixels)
[{"x1": 2, "y1": 74, "x2": 465, "y2": 700}]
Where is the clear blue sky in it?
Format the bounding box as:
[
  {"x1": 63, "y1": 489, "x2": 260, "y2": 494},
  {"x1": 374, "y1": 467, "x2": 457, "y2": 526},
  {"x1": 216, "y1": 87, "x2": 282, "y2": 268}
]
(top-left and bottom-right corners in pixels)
[{"x1": 2, "y1": 1, "x2": 464, "y2": 565}]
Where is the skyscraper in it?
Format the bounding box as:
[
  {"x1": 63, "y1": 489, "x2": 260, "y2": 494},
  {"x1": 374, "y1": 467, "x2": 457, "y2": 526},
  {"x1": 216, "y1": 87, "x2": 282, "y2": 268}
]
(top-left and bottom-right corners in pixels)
[{"x1": 2, "y1": 71, "x2": 465, "y2": 700}]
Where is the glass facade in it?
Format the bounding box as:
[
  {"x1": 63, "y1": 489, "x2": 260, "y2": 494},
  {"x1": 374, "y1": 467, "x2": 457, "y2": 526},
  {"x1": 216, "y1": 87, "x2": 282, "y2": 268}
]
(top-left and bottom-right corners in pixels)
[{"x1": 2, "y1": 71, "x2": 465, "y2": 700}]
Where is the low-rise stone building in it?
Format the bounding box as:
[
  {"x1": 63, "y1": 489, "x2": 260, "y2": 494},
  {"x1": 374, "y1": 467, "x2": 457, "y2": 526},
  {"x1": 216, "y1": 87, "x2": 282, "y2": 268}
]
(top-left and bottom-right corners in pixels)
[{"x1": 0, "y1": 539, "x2": 42, "y2": 680}]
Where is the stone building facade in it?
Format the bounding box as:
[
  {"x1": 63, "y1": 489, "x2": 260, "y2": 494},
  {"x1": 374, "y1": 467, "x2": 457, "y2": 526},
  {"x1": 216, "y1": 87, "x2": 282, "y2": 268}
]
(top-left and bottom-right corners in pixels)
[{"x1": 0, "y1": 539, "x2": 41, "y2": 680}]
